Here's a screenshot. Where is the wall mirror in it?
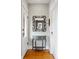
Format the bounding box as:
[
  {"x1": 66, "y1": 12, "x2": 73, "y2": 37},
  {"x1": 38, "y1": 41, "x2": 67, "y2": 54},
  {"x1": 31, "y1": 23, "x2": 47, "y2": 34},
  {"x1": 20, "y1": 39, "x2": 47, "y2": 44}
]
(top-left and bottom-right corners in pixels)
[{"x1": 32, "y1": 16, "x2": 46, "y2": 32}]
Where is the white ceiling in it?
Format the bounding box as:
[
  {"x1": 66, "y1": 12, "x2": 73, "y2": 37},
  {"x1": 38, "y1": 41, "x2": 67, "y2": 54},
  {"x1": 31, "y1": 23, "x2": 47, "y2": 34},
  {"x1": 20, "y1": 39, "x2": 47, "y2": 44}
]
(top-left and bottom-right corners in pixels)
[{"x1": 27, "y1": 0, "x2": 50, "y2": 4}]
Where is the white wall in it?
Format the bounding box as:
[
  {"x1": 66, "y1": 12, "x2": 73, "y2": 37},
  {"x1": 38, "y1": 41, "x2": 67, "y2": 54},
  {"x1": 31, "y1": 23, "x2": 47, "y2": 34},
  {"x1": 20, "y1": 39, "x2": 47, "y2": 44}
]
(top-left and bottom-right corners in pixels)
[
  {"x1": 28, "y1": 4, "x2": 50, "y2": 49},
  {"x1": 21, "y1": 0, "x2": 28, "y2": 58},
  {"x1": 49, "y1": 0, "x2": 58, "y2": 59}
]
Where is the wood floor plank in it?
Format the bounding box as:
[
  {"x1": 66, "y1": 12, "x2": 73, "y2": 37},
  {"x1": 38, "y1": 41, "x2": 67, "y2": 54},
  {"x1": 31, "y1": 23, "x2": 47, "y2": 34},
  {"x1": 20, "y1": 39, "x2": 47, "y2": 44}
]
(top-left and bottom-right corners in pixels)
[{"x1": 23, "y1": 49, "x2": 55, "y2": 59}]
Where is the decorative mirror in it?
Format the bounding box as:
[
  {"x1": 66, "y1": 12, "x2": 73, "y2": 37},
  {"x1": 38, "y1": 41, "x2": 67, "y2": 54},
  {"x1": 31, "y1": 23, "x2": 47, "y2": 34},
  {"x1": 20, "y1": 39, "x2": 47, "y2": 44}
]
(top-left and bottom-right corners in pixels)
[{"x1": 32, "y1": 16, "x2": 46, "y2": 32}]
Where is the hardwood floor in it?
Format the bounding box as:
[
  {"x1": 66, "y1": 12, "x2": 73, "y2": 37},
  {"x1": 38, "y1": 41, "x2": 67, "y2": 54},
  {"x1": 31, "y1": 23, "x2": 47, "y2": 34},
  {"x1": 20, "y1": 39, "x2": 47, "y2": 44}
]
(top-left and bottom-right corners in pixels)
[{"x1": 23, "y1": 49, "x2": 55, "y2": 59}]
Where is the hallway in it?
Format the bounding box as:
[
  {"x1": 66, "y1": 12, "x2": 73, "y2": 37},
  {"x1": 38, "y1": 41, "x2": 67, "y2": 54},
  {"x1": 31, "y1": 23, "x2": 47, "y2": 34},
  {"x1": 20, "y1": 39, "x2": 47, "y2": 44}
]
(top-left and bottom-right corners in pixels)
[
  {"x1": 23, "y1": 49, "x2": 55, "y2": 59},
  {"x1": 22, "y1": 0, "x2": 57, "y2": 59}
]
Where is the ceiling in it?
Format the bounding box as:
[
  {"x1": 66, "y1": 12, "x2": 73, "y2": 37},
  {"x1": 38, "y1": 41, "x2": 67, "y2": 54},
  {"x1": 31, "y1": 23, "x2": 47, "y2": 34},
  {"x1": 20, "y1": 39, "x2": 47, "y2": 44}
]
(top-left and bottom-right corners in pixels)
[{"x1": 27, "y1": 0, "x2": 50, "y2": 4}]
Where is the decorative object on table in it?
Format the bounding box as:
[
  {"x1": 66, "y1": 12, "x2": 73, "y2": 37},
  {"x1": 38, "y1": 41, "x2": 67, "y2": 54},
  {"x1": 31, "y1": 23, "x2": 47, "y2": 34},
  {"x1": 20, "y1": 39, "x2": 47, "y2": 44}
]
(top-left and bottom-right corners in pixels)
[{"x1": 32, "y1": 16, "x2": 46, "y2": 32}]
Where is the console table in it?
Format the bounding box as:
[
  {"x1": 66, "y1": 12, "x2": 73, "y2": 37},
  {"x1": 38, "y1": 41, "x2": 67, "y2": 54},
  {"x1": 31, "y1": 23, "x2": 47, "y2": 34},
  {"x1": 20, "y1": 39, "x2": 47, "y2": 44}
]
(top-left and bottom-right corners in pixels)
[{"x1": 32, "y1": 36, "x2": 46, "y2": 50}]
